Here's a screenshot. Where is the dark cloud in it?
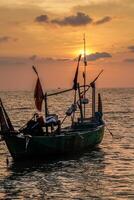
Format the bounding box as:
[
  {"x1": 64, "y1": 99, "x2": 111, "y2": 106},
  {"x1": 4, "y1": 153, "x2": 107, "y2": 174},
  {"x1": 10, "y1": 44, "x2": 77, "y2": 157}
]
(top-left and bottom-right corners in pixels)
[
  {"x1": 0, "y1": 56, "x2": 71, "y2": 66},
  {"x1": 29, "y1": 56, "x2": 70, "y2": 63},
  {"x1": 51, "y1": 12, "x2": 93, "y2": 26},
  {"x1": 0, "y1": 36, "x2": 17, "y2": 43},
  {"x1": 35, "y1": 12, "x2": 112, "y2": 27},
  {"x1": 0, "y1": 52, "x2": 112, "y2": 67},
  {"x1": 94, "y1": 16, "x2": 112, "y2": 25},
  {"x1": 86, "y1": 52, "x2": 112, "y2": 61},
  {"x1": 56, "y1": 58, "x2": 70, "y2": 62},
  {"x1": 40, "y1": 57, "x2": 70, "y2": 62},
  {"x1": 35, "y1": 14, "x2": 49, "y2": 23},
  {"x1": 0, "y1": 57, "x2": 26, "y2": 65},
  {"x1": 128, "y1": 46, "x2": 134, "y2": 52},
  {"x1": 124, "y1": 58, "x2": 134, "y2": 63},
  {"x1": 0, "y1": 36, "x2": 10, "y2": 43}
]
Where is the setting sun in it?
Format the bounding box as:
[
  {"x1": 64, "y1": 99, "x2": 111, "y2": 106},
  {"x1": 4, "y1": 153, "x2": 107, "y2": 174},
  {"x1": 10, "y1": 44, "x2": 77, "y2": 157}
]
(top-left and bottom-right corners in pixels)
[
  {"x1": 0, "y1": 1, "x2": 134, "y2": 198},
  {"x1": 0, "y1": 0, "x2": 134, "y2": 90},
  {"x1": 79, "y1": 48, "x2": 94, "y2": 56},
  {"x1": 73, "y1": 48, "x2": 94, "y2": 57}
]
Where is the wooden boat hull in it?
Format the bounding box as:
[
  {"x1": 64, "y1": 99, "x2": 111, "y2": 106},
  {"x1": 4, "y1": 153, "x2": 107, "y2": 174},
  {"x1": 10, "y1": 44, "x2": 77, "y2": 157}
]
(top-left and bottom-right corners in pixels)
[{"x1": 4, "y1": 124, "x2": 105, "y2": 160}]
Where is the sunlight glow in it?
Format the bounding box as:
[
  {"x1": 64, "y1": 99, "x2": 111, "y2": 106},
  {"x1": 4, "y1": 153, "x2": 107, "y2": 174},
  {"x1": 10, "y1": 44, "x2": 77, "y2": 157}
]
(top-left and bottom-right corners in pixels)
[
  {"x1": 74, "y1": 49, "x2": 94, "y2": 57},
  {"x1": 80, "y1": 49, "x2": 93, "y2": 56}
]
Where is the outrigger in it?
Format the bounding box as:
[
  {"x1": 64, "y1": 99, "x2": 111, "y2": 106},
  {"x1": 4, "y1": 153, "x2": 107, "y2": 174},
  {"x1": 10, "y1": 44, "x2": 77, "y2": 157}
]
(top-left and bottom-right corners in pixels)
[{"x1": 0, "y1": 38, "x2": 105, "y2": 161}]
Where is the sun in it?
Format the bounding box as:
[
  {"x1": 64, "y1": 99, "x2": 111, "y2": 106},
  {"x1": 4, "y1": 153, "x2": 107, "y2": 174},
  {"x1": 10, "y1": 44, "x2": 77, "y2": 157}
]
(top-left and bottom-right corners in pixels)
[
  {"x1": 75, "y1": 48, "x2": 94, "y2": 57},
  {"x1": 78, "y1": 49, "x2": 93, "y2": 56}
]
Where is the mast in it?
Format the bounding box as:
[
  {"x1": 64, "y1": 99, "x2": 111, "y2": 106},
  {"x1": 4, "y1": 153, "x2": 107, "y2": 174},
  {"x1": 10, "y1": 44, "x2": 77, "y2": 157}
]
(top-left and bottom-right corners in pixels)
[
  {"x1": 98, "y1": 93, "x2": 102, "y2": 114},
  {"x1": 83, "y1": 34, "x2": 87, "y2": 118},
  {"x1": 91, "y1": 82, "x2": 96, "y2": 119},
  {"x1": 44, "y1": 93, "x2": 48, "y2": 133},
  {"x1": 72, "y1": 90, "x2": 77, "y2": 125},
  {"x1": 44, "y1": 93, "x2": 48, "y2": 117},
  {"x1": 78, "y1": 83, "x2": 83, "y2": 123},
  {"x1": 91, "y1": 70, "x2": 103, "y2": 119}
]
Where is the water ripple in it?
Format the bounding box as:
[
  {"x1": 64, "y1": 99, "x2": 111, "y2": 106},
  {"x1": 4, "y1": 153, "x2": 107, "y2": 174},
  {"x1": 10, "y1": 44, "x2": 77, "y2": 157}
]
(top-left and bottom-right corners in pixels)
[{"x1": 0, "y1": 89, "x2": 134, "y2": 199}]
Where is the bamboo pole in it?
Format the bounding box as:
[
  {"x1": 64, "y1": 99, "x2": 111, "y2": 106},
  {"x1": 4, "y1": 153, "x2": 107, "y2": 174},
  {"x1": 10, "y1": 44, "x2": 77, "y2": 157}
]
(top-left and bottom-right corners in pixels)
[
  {"x1": 47, "y1": 85, "x2": 89, "y2": 97},
  {"x1": 91, "y1": 82, "x2": 96, "y2": 119},
  {"x1": 83, "y1": 33, "x2": 87, "y2": 119},
  {"x1": 78, "y1": 83, "x2": 83, "y2": 123},
  {"x1": 72, "y1": 90, "x2": 77, "y2": 125},
  {"x1": 47, "y1": 70, "x2": 103, "y2": 98},
  {"x1": 98, "y1": 93, "x2": 102, "y2": 114},
  {"x1": 44, "y1": 93, "x2": 48, "y2": 133}
]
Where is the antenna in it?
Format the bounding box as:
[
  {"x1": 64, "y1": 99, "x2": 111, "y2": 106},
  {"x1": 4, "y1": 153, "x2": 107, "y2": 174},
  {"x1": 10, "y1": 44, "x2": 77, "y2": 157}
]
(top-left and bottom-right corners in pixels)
[
  {"x1": 83, "y1": 33, "x2": 87, "y2": 67},
  {"x1": 83, "y1": 33, "x2": 87, "y2": 118}
]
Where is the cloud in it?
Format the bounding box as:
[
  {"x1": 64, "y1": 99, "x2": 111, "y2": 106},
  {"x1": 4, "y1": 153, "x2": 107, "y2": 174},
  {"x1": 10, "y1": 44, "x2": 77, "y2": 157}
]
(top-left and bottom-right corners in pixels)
[
  {"x1": 40, "y1": 57, "x2": 70, "y2": 62},
  {"x1": 35, "y1": 14, "x2": 49, "y2": 23},
  {"x1": 0, "y1": 53, "x2": 111, "y2": 67},
  {"x1": 86, "y1": 52, "x2": 112, "y2": 61},
  {"x1": 73, "y1": 0, "x2": 134, "y2": 18},
  {"x1": 0, "y1": 36, "x2": 18, "y2": 43},
  {"x1": 0, "y1": 56, "x2": 70, "y2": 66},
  {"x1": 124, "y1": 58, "x2": 134, "y2": 63},
  {"x1": 35, "y1": 12, "x2": 112, "y2": 27},
  {"x1": 55, "y1": 58, "x2": 70, "y2": 62},
  {"x1": 51, "y1": 12, "x2": 93, "y2": 26},
  {"x1": 29, "y1": 56, "x2": 70, "y2": 62},
  {"x1": 0, "y1": 36, "x2": 10, "y2": 43},
  {"x1": 0, "y1": 57, "x2": 26, "y2": 65},
  {"x1": 29, "y1": 55, "x2": 37, "y2": 61},
  {"x1": 128, "y1": 46, "x2": 134, "y2": 52},
  {"x1": 94, "y1": 16, "x2": 112, "y2": 25}
]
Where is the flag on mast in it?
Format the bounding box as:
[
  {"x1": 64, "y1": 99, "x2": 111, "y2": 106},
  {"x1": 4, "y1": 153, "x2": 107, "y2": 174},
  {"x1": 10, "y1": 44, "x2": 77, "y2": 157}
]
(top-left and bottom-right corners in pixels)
[
  {"x1": 32, "y1": 66, "x2": 44, "y2": 112},
  {"x1": 73, "y1": 54, "x2": 81, "y2": 90},
  {"x1": 34, "y1": 78, "x2": 44, "y2": 111}
]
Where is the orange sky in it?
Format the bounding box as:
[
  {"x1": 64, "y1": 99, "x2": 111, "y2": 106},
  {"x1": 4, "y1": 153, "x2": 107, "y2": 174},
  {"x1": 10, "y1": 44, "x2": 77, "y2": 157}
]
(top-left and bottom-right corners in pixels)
[{"x1": 0, "y1": 0, "x2": 134, "y2": 90}]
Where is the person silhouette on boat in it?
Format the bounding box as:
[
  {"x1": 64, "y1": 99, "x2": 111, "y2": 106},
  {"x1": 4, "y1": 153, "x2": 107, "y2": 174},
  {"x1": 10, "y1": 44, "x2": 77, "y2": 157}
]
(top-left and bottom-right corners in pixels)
[{"x1": 22, "y1": 113, "x2": 44, "y2": 136}]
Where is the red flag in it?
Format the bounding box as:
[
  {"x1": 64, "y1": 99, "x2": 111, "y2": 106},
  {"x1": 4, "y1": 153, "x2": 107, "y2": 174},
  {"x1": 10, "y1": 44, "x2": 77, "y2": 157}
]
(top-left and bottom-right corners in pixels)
[
  {"x1": 34, "y1": 78, "x2": 44, "y2": 111},
  {"x1": 73, "y1": 65, "x2": 79, "y2": 90},
  {"x1": 73, "y1": 54, "x2": 81, "y2": 90}
]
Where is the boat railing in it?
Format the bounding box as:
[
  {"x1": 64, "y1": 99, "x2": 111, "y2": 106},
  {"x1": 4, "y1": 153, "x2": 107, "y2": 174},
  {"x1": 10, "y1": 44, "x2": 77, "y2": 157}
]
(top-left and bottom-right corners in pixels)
[
  {"x1": 47, "y1": 70, "x2": 103, "y2": 97},
  {"x1": 47, "y1": 85, "x2": 89, "y2": 97}
]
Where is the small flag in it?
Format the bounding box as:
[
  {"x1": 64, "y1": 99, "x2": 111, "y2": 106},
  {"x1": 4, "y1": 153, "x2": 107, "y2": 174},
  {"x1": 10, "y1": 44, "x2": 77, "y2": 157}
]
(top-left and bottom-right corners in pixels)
[
  {"x1": 73, "y1": 66, "x2": 78, "y2": 90},
  {"x1": 73, "y1": 54, "x2": 81, "y2": 90},
  {"x1": 34, "y1": 78, "x2": 44, "y2": 111}
]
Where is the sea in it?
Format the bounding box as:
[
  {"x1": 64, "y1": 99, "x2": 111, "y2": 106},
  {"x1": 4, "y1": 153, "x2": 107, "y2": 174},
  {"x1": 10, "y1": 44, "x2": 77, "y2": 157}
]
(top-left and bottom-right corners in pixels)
[{"x1": 0, "y1": 88, "x2": 134, "y2": 200}]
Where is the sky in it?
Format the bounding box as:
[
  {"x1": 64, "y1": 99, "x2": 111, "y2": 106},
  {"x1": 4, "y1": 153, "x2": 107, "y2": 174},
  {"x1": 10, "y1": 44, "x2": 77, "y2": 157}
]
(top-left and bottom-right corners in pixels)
[{"x1": 0, "y1": 0, "x2": 134, "y2": 90}]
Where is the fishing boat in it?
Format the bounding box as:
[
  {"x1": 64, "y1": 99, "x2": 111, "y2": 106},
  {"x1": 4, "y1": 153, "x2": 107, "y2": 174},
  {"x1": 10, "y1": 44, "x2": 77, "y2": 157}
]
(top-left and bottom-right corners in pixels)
[{"x1": 0, "y1": 38, "x2": 105, "y2": 161}]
